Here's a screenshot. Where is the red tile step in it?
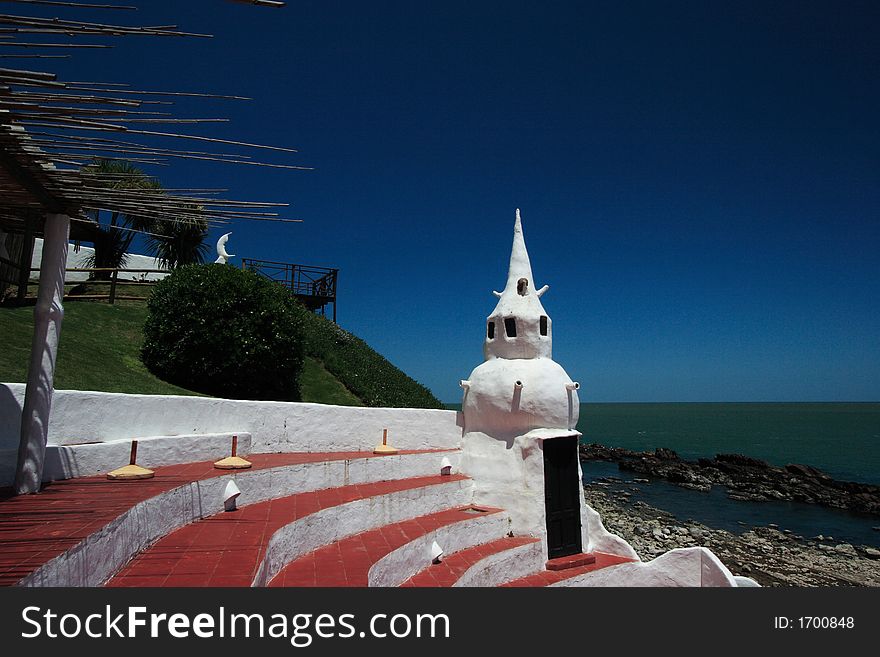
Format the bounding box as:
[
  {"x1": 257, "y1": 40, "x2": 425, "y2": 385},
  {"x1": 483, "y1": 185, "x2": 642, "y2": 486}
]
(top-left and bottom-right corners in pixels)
[
  {"x1": 267, "y1": 505, "x2": 504, "y2": 587},
  {"x1": 546, "y1": 553, "x2": 596, "y2": 571},
  {"x1": 0, "y1": 449, "x2": 453, "y2": 587},
  {"x1": 106, "y1": 474, "x2": 469, "y2": 588},
  {"x1": 501, "y1": 552, "x2": 636, "y2": 587},
  {"x1": 401, "y1": 536, "x2": 541, "y2": 587}
]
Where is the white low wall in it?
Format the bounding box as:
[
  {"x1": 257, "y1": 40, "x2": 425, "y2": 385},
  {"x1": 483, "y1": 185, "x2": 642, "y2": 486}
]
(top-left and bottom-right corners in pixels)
[
  {"x1": 454, "y1": 539, "x2": 544, "y2": 587},
  {"x1": 0, "y1": 431, "x2": 253, "y2": 486},
  {"x1": 0, "y1": 384, "x2": 464, "y2": 486},
  {"x1": 47, "y1": 432, "x2": 251, "y2": 482},
  {"x1": 31, "y1": 238, "x2": 169, "y2": 282}
]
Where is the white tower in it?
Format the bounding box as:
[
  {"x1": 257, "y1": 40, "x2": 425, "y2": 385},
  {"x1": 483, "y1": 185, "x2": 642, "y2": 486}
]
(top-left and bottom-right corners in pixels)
[{"x1": 459, "y1": 210, "x2": 636, "y2": 562}]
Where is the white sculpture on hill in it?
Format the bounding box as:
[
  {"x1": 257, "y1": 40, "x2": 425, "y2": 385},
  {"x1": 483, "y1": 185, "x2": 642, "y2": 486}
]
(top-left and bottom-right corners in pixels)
[{"x1": 215, "y1": 232, "x2": 235, "y2": 264}]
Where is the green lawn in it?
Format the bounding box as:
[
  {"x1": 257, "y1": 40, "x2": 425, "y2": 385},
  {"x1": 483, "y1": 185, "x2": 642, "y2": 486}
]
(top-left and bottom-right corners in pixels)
[
  {"x1": 299, "y1": 357, "x2": 363, "y2": 407},
  {"x1": 0, "y1": 302, "x2": 199, "y2": 395},
  {"x1": 0, "y1": 302, "x2": 363, "y2": 405}
]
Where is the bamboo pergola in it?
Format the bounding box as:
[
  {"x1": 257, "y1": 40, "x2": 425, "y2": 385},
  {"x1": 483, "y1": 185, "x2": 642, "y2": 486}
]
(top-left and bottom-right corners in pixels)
[
  {"x1": 0, "y1": 0, "x2": 300, "y2": 495},
  {"x1": 0, "y1": 0, "x2": 298, "y2": 241}
]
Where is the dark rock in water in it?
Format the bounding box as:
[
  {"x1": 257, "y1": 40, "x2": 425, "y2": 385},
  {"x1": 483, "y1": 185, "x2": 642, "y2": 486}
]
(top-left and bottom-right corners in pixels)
[
  {"x1": 786, "y1": 463, "x2": 831, "y2": 480},
  {"x1": 717, "y1": 453, "x2": 770, "y2": 469},
  {"x1": 579, "y1": 442, "x2": 880, "y2": 517},
  {"x1": 654, "y1": 447, "x2": 679, "y2": 461}
]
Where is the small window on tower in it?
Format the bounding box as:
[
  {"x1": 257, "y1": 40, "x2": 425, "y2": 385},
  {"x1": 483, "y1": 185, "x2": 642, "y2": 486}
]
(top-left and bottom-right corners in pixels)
[
  {"x1": 517, "y1": 278, "x2": 529, "y2": 296},
  {"x1": 540, "y1": 316, "x2": 548, "y2": 336},
  {"x1": 504, "y1": 317, "x2": 517, "y2": 337},
  {"x1": 487, "y1": 321, "x2": 495, "y2": 340}
]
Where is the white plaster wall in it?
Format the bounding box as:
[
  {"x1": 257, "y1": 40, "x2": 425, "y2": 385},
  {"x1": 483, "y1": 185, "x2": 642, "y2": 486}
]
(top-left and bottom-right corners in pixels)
[
  {"x1": 461, "y1": 430, "x2": 549, "y2": 539},
  {"x1": 255, "y1": 477, "x2": 474, "y2": 586},
  {"x1": 31, "y1": 238, "x2": 169, "y2": 282},
  {"x1": 18, "y1": 450, "x2": 461, "y2": 587},
  {"x1": 368, "y1": 510, "x2": 511, "y2": 587},
  {"x1": 0, "y1": 432, "x2": 252, "y2": 485},
  {"x1": 0, "y1": 384, "x2": 463, "y2": 480},
  {"x1": 551, "y1": 547, "x2": 738, "y2": 587}
]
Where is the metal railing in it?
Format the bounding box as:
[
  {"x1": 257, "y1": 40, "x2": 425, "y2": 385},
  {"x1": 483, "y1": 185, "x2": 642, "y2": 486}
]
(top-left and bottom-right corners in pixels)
[{"x1": 241, "y1": 258, "x2": 338, "y2": 320}]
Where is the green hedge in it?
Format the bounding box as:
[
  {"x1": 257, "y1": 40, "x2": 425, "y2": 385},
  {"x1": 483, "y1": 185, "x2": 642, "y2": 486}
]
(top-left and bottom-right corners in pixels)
[
  {"x1": 141, "y1": 264, "x2": 308, "y2": 401},
  {"x1": 302, "y1": 312, "x2": 443, "y2": 409},
  {"x1": 140, "y1": 263, "x2": 442, "y2": 408}
]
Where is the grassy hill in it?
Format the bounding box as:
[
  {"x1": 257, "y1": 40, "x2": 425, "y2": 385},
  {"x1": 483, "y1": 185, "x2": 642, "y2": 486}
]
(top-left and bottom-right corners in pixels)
[
  {"x1": 0, "y1": 303, "x2": 197, "y2": 397},
  {"x1": 301, "y1": 312, "x2": 442, "y2": 409},
  {"x1": 0, "y1": 300, "x2": 436, "y2": 408}
]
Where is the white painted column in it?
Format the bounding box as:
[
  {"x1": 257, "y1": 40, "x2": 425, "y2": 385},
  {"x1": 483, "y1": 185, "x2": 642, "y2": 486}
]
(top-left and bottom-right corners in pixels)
[{"x1": 14, "y1": 213, "x2": 70, "y2": 494}]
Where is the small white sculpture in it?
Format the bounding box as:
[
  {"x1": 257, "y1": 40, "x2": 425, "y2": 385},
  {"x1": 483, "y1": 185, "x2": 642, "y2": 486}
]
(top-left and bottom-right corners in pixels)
[
  {"x1": 430, "y1": 541, "x2": 444, "y2": 563},
  {"x1": 223, "y1": 479, "x2": 241, "y2": 512},
  {"x1": 214, "y1": 232, "x2": 235, "y2": 264}
]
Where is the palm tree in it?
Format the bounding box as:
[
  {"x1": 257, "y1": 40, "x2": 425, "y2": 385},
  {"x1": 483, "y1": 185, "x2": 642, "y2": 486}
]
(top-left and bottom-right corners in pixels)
[
  {"x1": 146, "y1": 212, "x2": 210, "y2": 269},
  {"x1": 81, "y1": 159, "x2": 161, "y2": 279}
]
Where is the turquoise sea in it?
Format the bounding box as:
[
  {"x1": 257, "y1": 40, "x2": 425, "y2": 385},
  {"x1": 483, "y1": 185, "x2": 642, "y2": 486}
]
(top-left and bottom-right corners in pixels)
[
  {"x1": 576, "y1": 402, "x2": 880, "y2": 485},
  {"x1": 576, "y1": 402, "x2": 880, "y2": 547}
]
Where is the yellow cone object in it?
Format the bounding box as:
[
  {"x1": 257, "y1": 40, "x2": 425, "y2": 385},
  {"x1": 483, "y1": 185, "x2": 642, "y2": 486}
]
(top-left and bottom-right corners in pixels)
[
  {"x1": 107, "y1": 440, "x2": 154, "y2": 480},
  {"x1": 107, "y1": 463, "x2": 155, "y2": 480},
  {"x1": 214, "y1": 435, "x2": 252, "y2": 469},
  {"x1": 373, "y1": 428, "x2": 399, "y2": 455},
  {"x1": 214, "y1": 455, "x2": 252, "y2": 470}
]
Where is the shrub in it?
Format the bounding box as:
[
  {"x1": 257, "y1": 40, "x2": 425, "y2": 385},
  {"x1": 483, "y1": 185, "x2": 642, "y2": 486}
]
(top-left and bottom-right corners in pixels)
[
  {"x1": 141, "y1": 264, "x2": 308, "y2": 400},
  {"x1": 302, "y1": 312, "x2": 443, "y2": 409}
]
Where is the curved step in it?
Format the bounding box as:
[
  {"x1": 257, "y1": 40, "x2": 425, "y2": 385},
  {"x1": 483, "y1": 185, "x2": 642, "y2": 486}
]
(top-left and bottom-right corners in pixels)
[
  {"x1": 107, "y1": 474, "x2": 471, "y2": 588},
  {"x1": 268, "y1": 505, "x2": 508, "y2": 587},
  {"x1": 2, "y1": 448, "x2": 457, "y2": 587},
  {"x1": 501, "y1": 552, "x2": 636, "y2": 587},
  {"x1": 401, "y1": 536, "x2": 542, "y2": 587}
]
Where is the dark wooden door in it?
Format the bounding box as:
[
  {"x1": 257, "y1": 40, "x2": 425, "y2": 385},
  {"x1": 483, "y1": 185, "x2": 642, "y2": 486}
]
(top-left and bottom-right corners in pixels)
[{"x1": 543, "y1": 436, "x2": 583, "y2": 559}]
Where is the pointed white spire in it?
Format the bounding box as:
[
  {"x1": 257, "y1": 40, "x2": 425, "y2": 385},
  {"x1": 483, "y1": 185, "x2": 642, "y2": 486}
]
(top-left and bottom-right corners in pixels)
[
  {"x1": 484, "y1": 209, "x2": 553, "y2": 361},
  {"x1": 504, "y1": 208, "x2": 535, "y2": 296}
]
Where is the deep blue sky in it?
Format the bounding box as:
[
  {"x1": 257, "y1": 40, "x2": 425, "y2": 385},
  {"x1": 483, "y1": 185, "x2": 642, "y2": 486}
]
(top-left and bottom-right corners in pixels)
[{"x1": 39, "y1": 1, "x2": 879, "y2": 402}]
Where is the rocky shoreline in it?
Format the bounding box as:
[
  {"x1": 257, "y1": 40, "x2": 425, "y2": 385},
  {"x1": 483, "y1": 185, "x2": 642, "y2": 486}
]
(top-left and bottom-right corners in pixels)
[
  {"x1": 584, "y1": 480, "x2": 880, "y2": 586},
  {"x1": 580, "y1": 443, "x2": 880, "y2": 516}
]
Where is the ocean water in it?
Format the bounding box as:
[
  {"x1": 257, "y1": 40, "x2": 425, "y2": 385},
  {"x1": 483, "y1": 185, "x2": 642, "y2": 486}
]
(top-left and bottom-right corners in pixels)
[
  {"x1": 577, "y1": 402, "x2": 880, "y2": 485},
  {"x1": 575, "y1": 403, "x2": 880, "y2": 546}
]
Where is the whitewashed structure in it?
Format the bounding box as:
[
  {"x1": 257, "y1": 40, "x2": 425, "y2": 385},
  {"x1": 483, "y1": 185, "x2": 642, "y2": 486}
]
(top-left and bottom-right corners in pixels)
[
  {"x1": 460, "y1": 210, "x2": 633, "y2": 559},
  {"x1": 458, "y1": 210, "x2": 751, "y2": 583}
]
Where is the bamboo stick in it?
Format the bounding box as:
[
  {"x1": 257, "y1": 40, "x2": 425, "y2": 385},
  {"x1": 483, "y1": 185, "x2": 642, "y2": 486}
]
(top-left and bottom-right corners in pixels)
[{"x1": 1, "y1": 2, "x2": 137, "y2": 9}]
